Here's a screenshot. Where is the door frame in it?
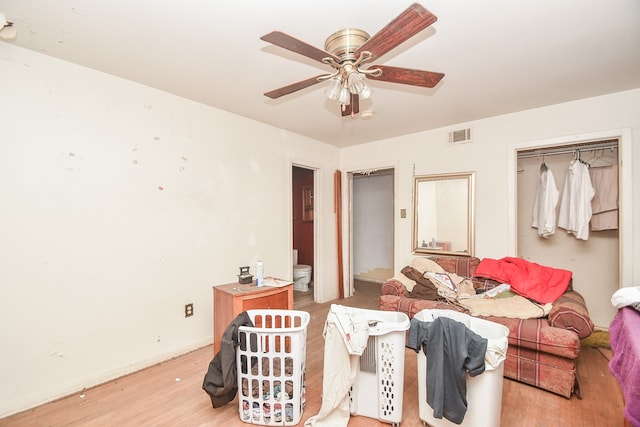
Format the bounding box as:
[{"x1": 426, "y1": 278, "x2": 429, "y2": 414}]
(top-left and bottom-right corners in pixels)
[
  {"x1": 346, "y1": 165, "x2": 397, "y2": 297},
  {"x1": 290, "y1": 161, "x2": 319, "y2": 302}
]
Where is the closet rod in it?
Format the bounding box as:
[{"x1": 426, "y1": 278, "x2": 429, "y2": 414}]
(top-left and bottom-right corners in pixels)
[{"x1": 517, "y1": 141, "x2": 618, "y2": 159}]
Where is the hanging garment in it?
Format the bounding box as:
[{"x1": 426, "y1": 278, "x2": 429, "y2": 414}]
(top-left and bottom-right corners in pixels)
[
  {"x1": 531, "y1": 167, "x2": 559, "y2": 238},
  {"x1": 558, "y1": 160, "x2": 595, "y2": 240},
  {"x1": 589, "y1": 165, "x2": 619, "y2": 231},
  {"x1": 408, "y1": 316, "x2": 487, "y2": 425}
]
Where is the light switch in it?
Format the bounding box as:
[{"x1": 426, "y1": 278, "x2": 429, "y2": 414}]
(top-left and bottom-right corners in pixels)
[{"x1": 400, "y1": 209, "x2": 406, "y2": 218}]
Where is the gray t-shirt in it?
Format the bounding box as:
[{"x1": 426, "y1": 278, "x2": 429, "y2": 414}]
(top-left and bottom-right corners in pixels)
[{"x1": 408, "y1": 316, "x2": 487, "y2": 424}]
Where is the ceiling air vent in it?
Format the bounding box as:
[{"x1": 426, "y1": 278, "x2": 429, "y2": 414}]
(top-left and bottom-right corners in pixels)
[{"x1": 448, "y1": 128, "x2": 472, "y2": 144}]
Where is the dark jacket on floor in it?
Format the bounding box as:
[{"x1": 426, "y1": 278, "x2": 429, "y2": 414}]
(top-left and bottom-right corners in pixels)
[{"x1": 202, "y1": 311, "x2": 253, "y2": 408}]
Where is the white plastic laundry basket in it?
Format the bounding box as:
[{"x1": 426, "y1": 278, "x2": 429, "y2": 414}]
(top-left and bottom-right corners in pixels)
[
  {"x1": 236, "y1": 309, "x2": 310, "y2": 426},
  {"x1": 414, "y1": 309, "x2": 509, "y2": 427},
  {"x1": 347, "y1": 307, "x2": 410, "y2": 426}
]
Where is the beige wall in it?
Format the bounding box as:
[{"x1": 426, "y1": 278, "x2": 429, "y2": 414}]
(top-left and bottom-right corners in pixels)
[{"x1": 0, "y1": 43, "x2": 340, "y2": 417}]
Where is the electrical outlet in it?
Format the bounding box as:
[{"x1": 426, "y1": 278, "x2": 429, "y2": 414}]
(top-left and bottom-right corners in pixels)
[{"x1": 185, "y1": 303, "x2": 194, "y2": 318}]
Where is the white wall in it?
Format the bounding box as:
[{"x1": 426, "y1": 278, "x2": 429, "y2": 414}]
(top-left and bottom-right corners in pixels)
[
  {"x1": 340, "y1": 89, "x2": 640, "y2": 329},
  {"x1": 0, "y1": 44, "x2": 339, "y2": 417}
]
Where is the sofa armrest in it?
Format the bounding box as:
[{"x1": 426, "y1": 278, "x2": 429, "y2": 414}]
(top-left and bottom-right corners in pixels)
[
  {"x1": 381, "y1": 279, "x2": 410, "y2": 298},
  {"x1": 548, "y1": 290, "x2": 595, "y2": 339}
]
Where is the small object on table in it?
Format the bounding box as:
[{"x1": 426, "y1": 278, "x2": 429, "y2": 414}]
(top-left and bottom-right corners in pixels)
[{"x1": 238, "y1": 266, "x2": 253, "y2": 284}]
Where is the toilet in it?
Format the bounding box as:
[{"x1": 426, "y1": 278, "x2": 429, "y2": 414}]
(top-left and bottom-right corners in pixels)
[{"x1": 292, "y1": 249, "x2": 312, "y2": 292}]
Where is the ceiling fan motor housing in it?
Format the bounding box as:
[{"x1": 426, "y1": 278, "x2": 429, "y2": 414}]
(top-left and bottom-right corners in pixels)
[{"x1": 324, "y1": 28, "x2": 370, "y2": 62}]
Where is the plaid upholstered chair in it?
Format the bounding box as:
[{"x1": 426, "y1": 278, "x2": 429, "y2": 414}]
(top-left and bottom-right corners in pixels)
[{"x1": 379, "y1": 255, "x2": 594, "y2": 398}]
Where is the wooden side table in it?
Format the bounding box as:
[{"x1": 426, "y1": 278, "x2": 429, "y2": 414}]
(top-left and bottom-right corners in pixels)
[{"x1": 212, "y1": 282, "x2": 293, "y2": 354}]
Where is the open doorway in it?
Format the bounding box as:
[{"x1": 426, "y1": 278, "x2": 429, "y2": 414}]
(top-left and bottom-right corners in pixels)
[
  {"x1": 292, "y1": 165, "x2": 315, "y2": 305},
  {"x1": 348, "y1": 168, "x2": 394, "y2": 296}
]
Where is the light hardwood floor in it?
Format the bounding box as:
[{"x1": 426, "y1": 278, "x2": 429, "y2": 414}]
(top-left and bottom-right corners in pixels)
[{"x1": 0, "y1": 281, "x2": 625, "y2": 427}]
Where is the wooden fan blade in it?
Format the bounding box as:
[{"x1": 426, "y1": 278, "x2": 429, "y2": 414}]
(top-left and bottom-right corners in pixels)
[
  {"x1": 261, "y1": 31, "x2": 340, "y2": 64},
  {"x1": 264, "y1": 75, "x2": 325, "y2": 99},
  {"x1": 341, "y1": 94, "x2": 360, "y2": 117},
  {"x1": 366, "y1": 65, "x2": 444, "y2": 88},
  {"x1": 356, "y1": 3, "x2": 437, "y2": 62}
]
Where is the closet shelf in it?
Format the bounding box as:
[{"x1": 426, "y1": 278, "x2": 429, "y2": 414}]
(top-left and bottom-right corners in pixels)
[{"x1": 517, "y1": 139, "x2": 618, "y2": 159}]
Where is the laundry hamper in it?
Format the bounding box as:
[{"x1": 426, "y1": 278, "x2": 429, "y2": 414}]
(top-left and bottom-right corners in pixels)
[
  {"x1": 347, "y1": 307, "x2": 410, "y2": 426},
  {"x1": 236, "y1": 309, "x2": 310, "y2": 426},
  {"x1": 413, "y1": 309, "x2": 509, "y2": 427}
]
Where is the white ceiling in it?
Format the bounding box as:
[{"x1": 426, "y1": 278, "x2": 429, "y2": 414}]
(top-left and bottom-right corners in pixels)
[{"x1": 2, "y1": 0, "x2": 640, "y2": 148}]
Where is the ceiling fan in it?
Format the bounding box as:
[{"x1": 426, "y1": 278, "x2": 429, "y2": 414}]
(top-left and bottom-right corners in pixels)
[{"x1": 260, "y1": 3, "x2": 444, "y2": 117}]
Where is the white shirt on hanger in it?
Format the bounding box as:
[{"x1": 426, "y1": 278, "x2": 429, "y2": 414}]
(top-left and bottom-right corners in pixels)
[
  {"x1": 531, "y1": 167, "x2": 559, "y2": 238},
  {"x1": 558, "y1": 160, "x2": 595, "y2": 240}
]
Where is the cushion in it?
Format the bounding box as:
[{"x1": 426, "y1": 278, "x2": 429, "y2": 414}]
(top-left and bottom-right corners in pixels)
[
  {"x1": 379, "y1": 294, "x2": 467, "y2": 319},
  {"x1": 483, "y1": 316, "x2": 581, "y2": 359},
  {"x1": 381, "y1": 279, "x2": 410, "y2": 297},
  {"x1": 548, "y1": 290, "x2": 594, "y2": 339}
]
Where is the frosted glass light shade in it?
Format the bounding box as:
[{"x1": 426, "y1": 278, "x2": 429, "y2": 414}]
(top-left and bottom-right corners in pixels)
[
  {"x1": 338, "y1": 87, "x2": 351, "y2": 105},
  {"x1": 324, "y1": 78, "x2": 342, "y2": 100}
]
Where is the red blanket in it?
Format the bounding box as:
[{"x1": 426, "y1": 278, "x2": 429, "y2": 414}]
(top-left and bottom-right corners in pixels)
[{"x1": 473, "y1": 257, "x2": 572, "y2": 304}]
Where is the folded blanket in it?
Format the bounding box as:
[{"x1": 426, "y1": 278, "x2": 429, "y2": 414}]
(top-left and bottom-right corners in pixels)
[
  {"x1": 459, "y1": 295, "x2": 552, "y2": 319},
  {"x1": 473, "y1": 257, "x2": 572, "y2": 304}
]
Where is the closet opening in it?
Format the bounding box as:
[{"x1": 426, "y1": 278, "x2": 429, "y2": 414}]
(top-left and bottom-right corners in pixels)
[{"x1": 515, "y1": 138, "x2": 620, "y2": 329}]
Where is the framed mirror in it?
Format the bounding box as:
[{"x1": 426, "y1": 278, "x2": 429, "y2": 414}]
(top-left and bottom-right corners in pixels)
[{"x1": 413, "y1": 172, "x2": 475, "y2": 256}]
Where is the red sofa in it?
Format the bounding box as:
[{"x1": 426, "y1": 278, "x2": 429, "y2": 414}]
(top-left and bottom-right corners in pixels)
[{"x1": 379, "y1": 255, "x2": 595, "y2": 398}]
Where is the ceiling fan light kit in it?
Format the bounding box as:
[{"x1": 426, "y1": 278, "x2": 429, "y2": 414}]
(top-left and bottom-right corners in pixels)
[{"x1": 261, "y1": 3, "x2": 445, "y2": 118}]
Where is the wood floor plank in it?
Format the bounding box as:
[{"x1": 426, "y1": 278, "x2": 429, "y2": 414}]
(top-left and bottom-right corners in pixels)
[{"x1": 0, "y1": 281, "x2": 625, "y2": 426}]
